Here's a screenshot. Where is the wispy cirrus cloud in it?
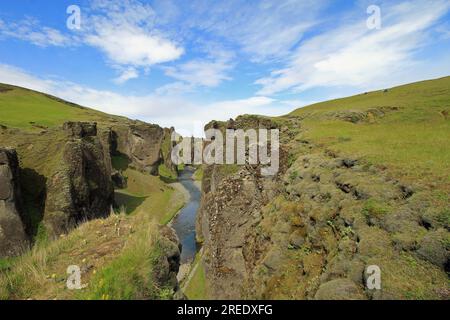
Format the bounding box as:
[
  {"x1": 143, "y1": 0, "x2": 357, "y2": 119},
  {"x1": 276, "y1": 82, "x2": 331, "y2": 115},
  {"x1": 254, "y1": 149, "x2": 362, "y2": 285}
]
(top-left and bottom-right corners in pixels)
[
  {"x1": 0, "y1": 17, "x2": 73, "y2": 47},
  {"x1": 163, "y1": 58, "x2": 232, "y2": 88},
  {"x1": 112, "y1": 67, "x2": 139, "y2": 84},
  {"x1": 183, "y1": 0, "x2": 326, "y2": 62},
  {"x1": 256, "y1": 0, "x2": 450, "y2": 95}
]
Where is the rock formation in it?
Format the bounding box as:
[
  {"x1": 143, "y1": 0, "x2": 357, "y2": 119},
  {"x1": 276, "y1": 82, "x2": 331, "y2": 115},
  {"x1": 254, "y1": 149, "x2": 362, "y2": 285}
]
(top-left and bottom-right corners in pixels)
[
  {"x1": 111, "y1": 122, "x2": 165, "y2": 175},
  {"x1": 156, "y1": 225, "x2": 183, "y2": 298},
  {"x1": 43, "y1": 122, "x2": 114, "y2": 236},
  {"x1": 109, "y1": 123, "x2": 178, "y2": 176},
  {"x1": 0, "y1": 148, "x2": 28, "y2": 257}
]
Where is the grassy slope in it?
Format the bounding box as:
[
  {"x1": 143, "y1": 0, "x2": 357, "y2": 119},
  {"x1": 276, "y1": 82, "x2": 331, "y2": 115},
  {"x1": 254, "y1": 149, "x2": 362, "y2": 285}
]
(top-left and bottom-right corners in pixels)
[
  {"x1": 0, "y1": 205, "x2": 165, "y2": 299},
  {"x1": 114, "y1": 165, "x2": 185, "y2": 225},
  {"x1": 285, "y1": 76, "x2": 450, "y2": 189},
  {"x1": 0, "y1": 83, "x2": 127, "y2": 131},
  {"x1": 0, "y1": 83, "x2": 185, "y2": 299},
  {"x1": 182, "y1": 250, "x2": 207, "y2": 300}
]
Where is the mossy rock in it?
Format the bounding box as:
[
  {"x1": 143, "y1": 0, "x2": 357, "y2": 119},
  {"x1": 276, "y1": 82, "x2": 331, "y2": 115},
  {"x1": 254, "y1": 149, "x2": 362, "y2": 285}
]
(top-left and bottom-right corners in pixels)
[
  {"x1": 417, "y1": 228, "x2": 449, "y2": 269},
  {"x1": 314, "y1": 278, "x2": 365, "y2": 300}
]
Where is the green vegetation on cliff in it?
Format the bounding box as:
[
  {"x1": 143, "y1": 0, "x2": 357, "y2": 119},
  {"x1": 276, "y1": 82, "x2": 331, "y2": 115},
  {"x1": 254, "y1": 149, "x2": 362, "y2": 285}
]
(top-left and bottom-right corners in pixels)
[{"x1": 287, "y1": 76, "x2": 450, "y2": 188}]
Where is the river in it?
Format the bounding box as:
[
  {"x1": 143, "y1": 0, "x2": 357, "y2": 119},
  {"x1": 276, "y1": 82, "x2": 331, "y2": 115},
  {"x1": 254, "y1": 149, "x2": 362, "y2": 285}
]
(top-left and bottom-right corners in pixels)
[{"x1": 171, "y1": 166, "x2": 201, "y2": 264}]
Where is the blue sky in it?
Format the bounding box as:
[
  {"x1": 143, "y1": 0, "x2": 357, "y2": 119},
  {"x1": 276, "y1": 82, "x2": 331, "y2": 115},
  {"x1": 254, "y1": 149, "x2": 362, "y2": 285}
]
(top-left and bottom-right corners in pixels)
[{"x1": 0, "y1": 0, "x2": 449, "y2": 134}]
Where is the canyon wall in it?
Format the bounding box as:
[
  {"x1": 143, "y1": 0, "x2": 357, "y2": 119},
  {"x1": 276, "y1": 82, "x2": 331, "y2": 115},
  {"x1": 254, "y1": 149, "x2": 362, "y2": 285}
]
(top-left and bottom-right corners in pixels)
[
  {"x1": 0, "y1": 148, "x2": 28, "y2": 257},
  {"x1": 0, "y1": 119, "x2": 178, "y2": 253},
  {"x1": 43, "y1": 122, "x2": 115, "y2": 235},
  {"x1": 197, "y1": 115, "x2": 449, "y2": 300}
]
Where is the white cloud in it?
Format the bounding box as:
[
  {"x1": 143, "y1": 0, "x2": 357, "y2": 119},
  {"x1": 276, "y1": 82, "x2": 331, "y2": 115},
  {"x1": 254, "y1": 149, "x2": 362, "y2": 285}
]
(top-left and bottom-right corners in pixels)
[
  {"x1": 154, "y1": 81, "x2": 194, "y2": 95},
  {"x1": 85, "y1": 25, "x2": 183, "y2": 67},
  {"x1": 256, "y1": 0, "x2": 450, "y2": 95},
  {"x1": 113, "y1": 67, "x2": 139, "y2": 84},
  {"x1": 184, "y1": 0, "x2": 325, "y2": 61},
  {"x1": 163, "y1": 58, "x2": 232, "y2": 88},
  {"x1": 0, "y1": 64, "x2": 56, "y2": 92},
  {"x1": 0, "y1": 0, "x2": 184, "y2": 83},
  {"x1": 84, "y1": 0, "x2": 184, "y2": 70},
  {"x1": 0, "y1": 63, "x2": 291, "y2": 135},
  {"x1": 0, "y1": 17, "x2": 73, "y2": 47}
]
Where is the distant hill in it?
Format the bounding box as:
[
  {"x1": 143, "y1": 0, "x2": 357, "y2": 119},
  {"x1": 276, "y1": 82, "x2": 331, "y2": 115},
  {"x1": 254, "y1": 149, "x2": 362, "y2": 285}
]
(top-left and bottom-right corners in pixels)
[{"x1": 0, "y1": 83, "x2": 128, "y2": 131}]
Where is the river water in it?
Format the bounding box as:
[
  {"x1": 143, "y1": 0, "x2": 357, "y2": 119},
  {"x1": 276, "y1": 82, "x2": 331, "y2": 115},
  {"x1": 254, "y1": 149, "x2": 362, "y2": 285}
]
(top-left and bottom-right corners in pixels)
[{"x1": 171, "y1": 166, "x2": 201, "y2": 263}]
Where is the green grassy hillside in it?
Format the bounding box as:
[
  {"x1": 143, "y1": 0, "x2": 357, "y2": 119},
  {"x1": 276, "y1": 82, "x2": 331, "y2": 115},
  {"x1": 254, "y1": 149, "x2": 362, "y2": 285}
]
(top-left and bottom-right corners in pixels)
[
  {"x1": 284, "y1": 76, "x2": 450, "y2": 190},
  {"x1": 0, "y1": 83, "x2": 126, "y2": 131}
]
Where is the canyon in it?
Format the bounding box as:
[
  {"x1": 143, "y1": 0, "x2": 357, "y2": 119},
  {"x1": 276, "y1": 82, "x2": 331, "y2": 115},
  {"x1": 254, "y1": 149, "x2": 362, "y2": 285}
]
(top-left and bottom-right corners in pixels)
[{"x1": 0, "y1": 77, "x2": 449, "y2": 300}]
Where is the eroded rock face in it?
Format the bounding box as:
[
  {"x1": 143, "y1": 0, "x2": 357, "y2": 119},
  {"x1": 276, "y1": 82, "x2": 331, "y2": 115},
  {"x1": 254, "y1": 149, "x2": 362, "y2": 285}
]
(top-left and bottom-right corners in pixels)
[
  {"x1": 196, "y1": 116, "x2": 283, "y2": 299},
  {"x1": 156, "y1": 225, "x2": 183, "y2": 298},
  {"x1": 44, "y1": 122, "x2": 114, "y2": 236},
  {"x1": 112, "y1": 122, "x2": 165, "y2": 175},
  {"x1": 0, "y1": 148, "x2": 28, "y2": 257},
  {"x1": 63, "y1": 121, "x2": 97, "y2": 138}
]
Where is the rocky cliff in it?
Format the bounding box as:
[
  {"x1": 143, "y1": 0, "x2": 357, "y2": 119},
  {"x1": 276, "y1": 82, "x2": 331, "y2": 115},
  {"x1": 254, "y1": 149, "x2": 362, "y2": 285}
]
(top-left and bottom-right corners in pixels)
[
  {"x1": 0, "y1": 118, "x2": 178, "y2": 248},
  {"x1": 0, "y1": 148, "x2": 28, "y2": 257},
  {"x1": 111, "y1": 122, "x2": 175, "y2": 176},
  {"x1": 43, "y1": 122, "x2": 114, "y2": 236},
  {"x1": 197, "y1": 115, "x2": 449, "y2": 300}
]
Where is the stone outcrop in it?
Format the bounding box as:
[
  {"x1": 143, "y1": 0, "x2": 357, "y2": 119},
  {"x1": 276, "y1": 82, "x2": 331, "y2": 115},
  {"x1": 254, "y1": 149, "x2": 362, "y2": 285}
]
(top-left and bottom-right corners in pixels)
[
  {"x1": 196, "y1": 116, "x2": 284, "y2": 299},
  {"x1": 63, "y1": 121, "x2": 97, "y2": 138},
  {"x1": 0, "y1": 148, "x2": 28, "y2": 257},
  {"x1": 43, "y1": 122, "x2": 114, "y2": 236},
  {"x1": 111, "y1": 122, "x2": 165, "y2": 175},
  {"x1": 156, "y1": 225, "x2": 184, "y2": 299},
  {"x1": 162, "y1": 127, "x2": 178, "y2": 174}
]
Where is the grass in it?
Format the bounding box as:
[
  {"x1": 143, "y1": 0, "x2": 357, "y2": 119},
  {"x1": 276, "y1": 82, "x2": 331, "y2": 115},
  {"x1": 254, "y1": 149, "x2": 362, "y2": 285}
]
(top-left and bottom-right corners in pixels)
[
  {"x1": 114, "y1": 167, "x2": 184, "y2": 225},
  {"x1": 0, "y1": 84, "x2": 122, "y2": 131},
  {"x1": 158, "y1": 163, "x2": 178, "y2": 183},
  {"x1": 77, "y1": 222, "x2": 172, "y2": 300},
  {"x1": 0, "y1": 258, "x2": 15, "y2": 273},
  {"x1": 0, "y1": 212, "x2": 172, "y2": 300},
  {"x1": 0, "y1": 168, "x2": 185, "y2": 300},
  {"x1": 193, "y1": 166, "x2": 204, "y2": 181},
  {"x1": 111, "y1": 154, "x2": 131, "y2": 171},
  {"x1": 183, "y1": 251, "x2": 207, "y2": 300},
  {"x1": 286, "y1": 76, "x2": 450, "y2": 189},
  {"x1": 362, "y1": 198, "x2": 391, "y2": 221}
]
